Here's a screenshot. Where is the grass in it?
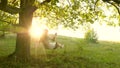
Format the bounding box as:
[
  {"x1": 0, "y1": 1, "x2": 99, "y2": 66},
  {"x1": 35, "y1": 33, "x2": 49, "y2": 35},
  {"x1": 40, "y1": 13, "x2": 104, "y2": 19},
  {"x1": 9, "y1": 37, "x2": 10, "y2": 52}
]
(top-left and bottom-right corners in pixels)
[
  {"x1": 0, "y1": 34, "x2": 16, "y2": 57},
  {"x1": 0, "y1": 34, "x2": 120, "y2": 68}
]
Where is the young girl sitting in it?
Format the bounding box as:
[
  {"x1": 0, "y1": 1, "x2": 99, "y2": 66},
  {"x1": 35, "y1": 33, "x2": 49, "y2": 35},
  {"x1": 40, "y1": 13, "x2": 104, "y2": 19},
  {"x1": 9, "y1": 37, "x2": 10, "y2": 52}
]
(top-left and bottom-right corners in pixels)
[{"x1": 39, "y1": 29, "x2": 64, "y2": 49}]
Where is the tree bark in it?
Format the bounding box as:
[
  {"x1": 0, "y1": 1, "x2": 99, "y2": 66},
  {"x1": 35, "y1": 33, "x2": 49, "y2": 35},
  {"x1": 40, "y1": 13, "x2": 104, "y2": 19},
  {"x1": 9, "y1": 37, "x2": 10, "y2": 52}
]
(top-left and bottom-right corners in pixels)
[
  {"x1": 14, "y1": 6, "x2": 35, "y2": 60},
  {"x1": 15, "y1": 33, "x2": 31, "y2": 59}
]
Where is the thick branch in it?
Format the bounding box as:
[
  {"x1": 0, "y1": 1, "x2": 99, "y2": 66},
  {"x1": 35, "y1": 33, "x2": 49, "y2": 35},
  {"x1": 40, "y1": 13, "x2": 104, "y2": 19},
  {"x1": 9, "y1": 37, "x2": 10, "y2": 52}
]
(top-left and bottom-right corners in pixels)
[
  {"x1": 0, "y1": 5, "x2": 20, "y2": 14},
  {"x1": 1, "y1": 0, "x2": 7, "y2": 7},
  {"x1": 0, "y1": 0, "x2": 19, "y2": 14}
]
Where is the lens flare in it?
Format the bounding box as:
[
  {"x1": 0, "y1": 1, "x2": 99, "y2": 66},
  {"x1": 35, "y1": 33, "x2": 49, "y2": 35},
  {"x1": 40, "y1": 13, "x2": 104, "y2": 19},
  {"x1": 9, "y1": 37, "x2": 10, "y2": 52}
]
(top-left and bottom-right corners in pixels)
[{"x1": 29, "y1": 26, "x2": 42, "y2": 39}]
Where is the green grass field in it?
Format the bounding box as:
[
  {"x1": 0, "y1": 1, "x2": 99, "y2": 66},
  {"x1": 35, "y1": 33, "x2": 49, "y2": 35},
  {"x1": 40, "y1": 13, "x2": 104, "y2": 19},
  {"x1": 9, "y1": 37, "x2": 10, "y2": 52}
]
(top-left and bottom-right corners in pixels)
[{"x1": 0, "y1": 34, "x2": 120, "y2": 68}]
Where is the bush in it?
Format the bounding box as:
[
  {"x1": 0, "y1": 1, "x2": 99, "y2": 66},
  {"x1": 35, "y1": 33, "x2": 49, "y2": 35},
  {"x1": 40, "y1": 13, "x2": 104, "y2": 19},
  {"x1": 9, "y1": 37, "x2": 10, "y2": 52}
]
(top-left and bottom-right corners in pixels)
[{"x1": 84, "y1": 29, "x2": 98, "y2": 43}]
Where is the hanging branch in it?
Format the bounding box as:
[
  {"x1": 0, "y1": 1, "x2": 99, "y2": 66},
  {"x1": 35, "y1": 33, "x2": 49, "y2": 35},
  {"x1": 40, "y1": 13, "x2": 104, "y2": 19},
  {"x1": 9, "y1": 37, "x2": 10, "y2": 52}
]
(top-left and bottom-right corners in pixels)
[
  {"x1": 107, "y1": 1, "x2": 120, "y2": 15},
  {"x1": 94, "y1": 0, "x2": 120, "y2": 17}
]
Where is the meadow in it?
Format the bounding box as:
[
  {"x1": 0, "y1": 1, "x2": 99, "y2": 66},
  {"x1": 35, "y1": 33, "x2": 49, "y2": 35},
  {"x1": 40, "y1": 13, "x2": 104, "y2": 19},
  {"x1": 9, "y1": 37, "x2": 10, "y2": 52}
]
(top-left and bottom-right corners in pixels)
[{"x1": 0, "y1": 34, "x2": 120, "y2": 68}]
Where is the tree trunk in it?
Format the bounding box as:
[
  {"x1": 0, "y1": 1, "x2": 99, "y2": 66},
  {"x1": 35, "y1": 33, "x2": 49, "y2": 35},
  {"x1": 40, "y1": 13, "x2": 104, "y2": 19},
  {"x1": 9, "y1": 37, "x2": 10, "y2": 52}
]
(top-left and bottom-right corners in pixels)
[
  {"x1": 15, "y1": 7, "x2": 34, "y2": 60},
  {"x1": 15, "y1": 33, "x2": 31, "y2": 59},
  {"x1": 6, "y1": 0, "x2": 37, "y2": 60}
]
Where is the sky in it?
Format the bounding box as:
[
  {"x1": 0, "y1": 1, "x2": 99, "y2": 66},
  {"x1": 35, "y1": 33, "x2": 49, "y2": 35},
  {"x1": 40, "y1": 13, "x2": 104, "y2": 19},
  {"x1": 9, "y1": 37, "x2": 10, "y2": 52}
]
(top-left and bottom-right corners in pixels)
[{"x1": 56, "y1": 23, "x2": 120, "y2": 42}]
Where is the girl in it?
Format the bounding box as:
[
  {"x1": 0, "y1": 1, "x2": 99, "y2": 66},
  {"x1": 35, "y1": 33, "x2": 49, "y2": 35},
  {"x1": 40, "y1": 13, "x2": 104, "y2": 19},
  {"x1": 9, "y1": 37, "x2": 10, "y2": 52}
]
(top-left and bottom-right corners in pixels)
[{"x1": 39, "y1": 29, "x2": 64, "y2": 49}]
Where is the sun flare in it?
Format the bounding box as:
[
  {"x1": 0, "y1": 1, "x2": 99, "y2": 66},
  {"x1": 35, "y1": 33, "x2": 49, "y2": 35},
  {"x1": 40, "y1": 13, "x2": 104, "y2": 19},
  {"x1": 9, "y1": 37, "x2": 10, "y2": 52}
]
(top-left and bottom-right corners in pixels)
[
  {"x1": 29, "y1": 25, "x2": 42, "y2": 39},
  {"x1": 29, "y1": 17, "x2": 43, "y2": 39}
]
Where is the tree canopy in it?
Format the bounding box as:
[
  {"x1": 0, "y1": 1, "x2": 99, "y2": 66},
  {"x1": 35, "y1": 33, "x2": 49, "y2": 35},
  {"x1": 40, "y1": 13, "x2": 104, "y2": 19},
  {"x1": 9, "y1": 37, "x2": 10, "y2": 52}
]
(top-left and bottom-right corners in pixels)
[{"x1": 1, "y1": 0, "x2": 120, "y2": 30}]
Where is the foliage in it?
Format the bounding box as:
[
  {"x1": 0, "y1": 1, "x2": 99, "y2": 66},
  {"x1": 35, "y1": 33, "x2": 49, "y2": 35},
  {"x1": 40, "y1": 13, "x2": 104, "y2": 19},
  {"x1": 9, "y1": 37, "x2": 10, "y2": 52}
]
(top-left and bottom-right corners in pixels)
[
  {"x1": 1, "y1": 0, "x2": 120, "y2": 30},
  {"x1": 34, "y1": 0, "x2": 120, "y2": 29},
  {"x1": 33, "y1": 0, "x2": 99, "y2": 29},
  {"x1": 0, "y1": 10, "x2": 18, "y2": 33},
  {"x1": 84, "y1": 28, "x2": 98, "y2": 43}
]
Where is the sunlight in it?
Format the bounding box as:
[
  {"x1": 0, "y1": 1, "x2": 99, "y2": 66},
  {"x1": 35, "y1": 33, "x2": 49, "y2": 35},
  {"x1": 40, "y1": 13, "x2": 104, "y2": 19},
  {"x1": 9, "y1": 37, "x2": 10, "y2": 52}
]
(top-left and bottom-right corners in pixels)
[
  {"x1": 30, "y1": 17, "x2": 47, "y2": 60},
  {"x1": 29, "y1": 17, "x2": 47, "y2": 39},
  {"x1": 29, "y1": 25, "x2": 42, "y2": 39}
]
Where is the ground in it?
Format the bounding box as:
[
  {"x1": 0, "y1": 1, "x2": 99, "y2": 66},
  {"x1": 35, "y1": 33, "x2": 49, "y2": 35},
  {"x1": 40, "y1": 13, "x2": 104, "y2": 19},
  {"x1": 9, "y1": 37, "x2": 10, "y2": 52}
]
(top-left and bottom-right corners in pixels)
[{"x1": 0, "y1": 34, "x2": 120, "y2": 68}]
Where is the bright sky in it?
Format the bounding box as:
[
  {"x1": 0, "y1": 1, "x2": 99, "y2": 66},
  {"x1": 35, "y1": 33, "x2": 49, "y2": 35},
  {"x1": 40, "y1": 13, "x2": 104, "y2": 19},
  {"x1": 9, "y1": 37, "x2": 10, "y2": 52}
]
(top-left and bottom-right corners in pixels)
[
  {"x1": 93, "y1": 24, "x2": 120, "y2": 42},
  {"x1": 55, "y1": 24, "x2": 120, "y2": 42}
]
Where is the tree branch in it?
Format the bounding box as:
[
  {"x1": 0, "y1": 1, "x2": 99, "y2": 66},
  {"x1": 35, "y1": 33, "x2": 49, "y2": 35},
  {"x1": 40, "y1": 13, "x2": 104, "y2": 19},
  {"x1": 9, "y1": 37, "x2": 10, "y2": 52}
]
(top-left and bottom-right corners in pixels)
[
  {"x1": 107, "y1": 1, "x2": 120, "y2": 15},
  {"x1": 1, "y1": 0, "x2": 7, "y2": 7},
  {"x1": 0, "y1": 5, "x2": 20, "y2": 14},
  {"x1": 0, "y1": 0, "x2": 20, "y2": 14}
]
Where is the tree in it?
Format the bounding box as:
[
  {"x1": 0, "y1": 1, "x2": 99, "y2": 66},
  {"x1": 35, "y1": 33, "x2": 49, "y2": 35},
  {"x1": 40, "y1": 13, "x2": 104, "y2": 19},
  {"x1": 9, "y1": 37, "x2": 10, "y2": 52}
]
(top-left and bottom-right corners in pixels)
[
  {"x1": 0, "y1": 0, "x2": 52, "y2": 60},
  {"x1": 0, "y1": 0, "x2": 119, "y2": 60}
]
